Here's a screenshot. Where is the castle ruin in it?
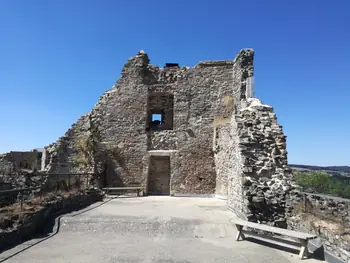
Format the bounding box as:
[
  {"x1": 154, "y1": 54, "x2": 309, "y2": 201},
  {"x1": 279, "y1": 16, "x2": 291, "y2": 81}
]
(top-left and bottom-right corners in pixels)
[{"x1": 2, "y1": 49, "x2": 293, "y2": 225}]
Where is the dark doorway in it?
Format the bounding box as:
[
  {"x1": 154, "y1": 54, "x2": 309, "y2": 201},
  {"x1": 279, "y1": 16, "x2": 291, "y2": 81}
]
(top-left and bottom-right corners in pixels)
[{"x1": 148, "y1": 156, "x2": 170, "y2": 195}]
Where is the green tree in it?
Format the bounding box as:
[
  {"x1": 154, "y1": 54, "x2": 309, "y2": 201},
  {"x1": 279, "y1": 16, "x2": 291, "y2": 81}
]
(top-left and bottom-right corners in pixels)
[
  {"x1": 295, "y1": 171, "x2": 332, "y2": 192},
  {"x1": 342, "y1": 186, "x2": 350, "y2": 199},
  {"x1": 329, "y1": 182, "x2": 343, "y2": 196},
  {"x1": 295, "y1": 171, "x2": 350, "y2": 198}
]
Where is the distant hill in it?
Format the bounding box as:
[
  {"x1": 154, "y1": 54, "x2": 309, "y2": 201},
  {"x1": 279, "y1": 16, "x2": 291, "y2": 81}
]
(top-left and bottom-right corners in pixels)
[
  {"x1": 289, "y1": 164, "x2": 350, "y2": 173},
  {"x1": 290, "y1": 164, "x2": 350, "y2": 179}
]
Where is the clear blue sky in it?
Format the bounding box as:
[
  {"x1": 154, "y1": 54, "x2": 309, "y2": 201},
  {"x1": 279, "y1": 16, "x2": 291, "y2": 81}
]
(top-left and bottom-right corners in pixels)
[{"x1": 0, "y1": 0, "x2": 349, "y2": 166}]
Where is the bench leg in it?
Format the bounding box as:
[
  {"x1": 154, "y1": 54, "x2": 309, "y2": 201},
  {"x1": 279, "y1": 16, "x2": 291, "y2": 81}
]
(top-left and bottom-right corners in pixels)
[
  {"x1": 235, "y1": 225, "x2": 245, "y2": 241},
  {"x1": 299, "y1": 240, "x2": 309, "y2": 259}
]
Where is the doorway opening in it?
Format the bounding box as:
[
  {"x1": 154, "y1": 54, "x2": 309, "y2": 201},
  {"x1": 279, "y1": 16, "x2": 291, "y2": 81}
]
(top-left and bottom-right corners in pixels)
[{"x1": 148, "y1": 156, "x2": 170, "y2": 195}]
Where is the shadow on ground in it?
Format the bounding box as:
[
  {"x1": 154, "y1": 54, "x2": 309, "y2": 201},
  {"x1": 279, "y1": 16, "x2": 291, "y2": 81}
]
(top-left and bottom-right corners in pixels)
[{"x1": 245, "y1": 237, "x2": 325, "y2": 261}]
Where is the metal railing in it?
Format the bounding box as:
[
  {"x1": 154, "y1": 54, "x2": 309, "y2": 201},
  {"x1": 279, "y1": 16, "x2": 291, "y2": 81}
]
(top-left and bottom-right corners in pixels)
[
  {"x1": 47, "y1": 173, "x2": 96, "y2": 192},
  {"x1": 0, "y1": 172, "x2": 102, "y2": 210},
  {"x1": 0, "y1": 187, "x2": 41, "y2": 211}
]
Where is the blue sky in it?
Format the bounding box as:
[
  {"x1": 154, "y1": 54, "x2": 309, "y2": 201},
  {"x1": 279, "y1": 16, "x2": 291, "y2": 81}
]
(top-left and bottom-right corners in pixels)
[{"x1": 0, "y1": 0, "x2": 349, "y2": 166}]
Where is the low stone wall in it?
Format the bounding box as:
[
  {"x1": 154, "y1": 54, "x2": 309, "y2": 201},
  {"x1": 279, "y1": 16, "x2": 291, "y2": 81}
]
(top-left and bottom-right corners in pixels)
[
  {"x1": 0, "y1": 189, "x2": 104, "y2": 252},
  {"x1": 288, "y1": 192, "x2": 350, "y2": 262}
]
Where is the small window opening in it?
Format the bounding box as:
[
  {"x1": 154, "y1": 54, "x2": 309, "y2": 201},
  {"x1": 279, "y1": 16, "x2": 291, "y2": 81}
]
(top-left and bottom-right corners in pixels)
[
  {"x1": 150, "y1": 114, "x2": 164, "y2": 130},
  {"x1": 147, "y1": 92, "x2": 174, "y2": 131},
  {"x1": 152, "y1": 114, "x2": 162, "y2": 122}
]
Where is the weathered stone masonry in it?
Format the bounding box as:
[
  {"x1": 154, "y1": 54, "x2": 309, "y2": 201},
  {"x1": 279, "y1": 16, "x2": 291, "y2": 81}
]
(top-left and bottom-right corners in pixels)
[
  {"x1": 0, "y1": 150, "x2": 42, "y2": 173},
  {"x1": 214, "y1": 98, "x2": 292, "y2": 225},
  {"x1": 31, "y1": 49, "x2": 288, "y2": 225},
  {"x1": 40, "y1": 49, "x2": 255, "y2": 195},
  {"x1": 3, "y1": 49, "x2": 349, "y2": 261}
]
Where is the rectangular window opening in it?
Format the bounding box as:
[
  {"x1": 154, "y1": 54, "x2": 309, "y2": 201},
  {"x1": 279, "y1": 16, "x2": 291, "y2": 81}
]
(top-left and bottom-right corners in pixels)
[
  {"x1": 152, "y1": 114, "x2": 162, "y2": 122},
  {"x1": 147, "y1": 92, "x2": 174, "y2": 131}
]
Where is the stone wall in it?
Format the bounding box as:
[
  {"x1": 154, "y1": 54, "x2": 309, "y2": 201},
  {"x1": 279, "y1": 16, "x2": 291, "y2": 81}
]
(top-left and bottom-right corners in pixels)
[
  {"x1": 0, "y1": 151, "x2": 45, "y2": 191},
  {"x1": 231, "y1": 49, "x2": 255, "y2": 111},
  {"x1": 215, "y1": 98, "x2": 291, "y2": 225},
  {"x1": 0, "y1": 150, "x2": 41, "y2": 174},
  {"x1": 0, "y1": 155, "x2": 14, "y2": 174},
  {"x1": 213, "y1": 49, "x2": 254, "y2": 200},
  {"x1": 1, "y1": 48, "x2": 290, "y2": 206},
  {"x1": 40, "y1": 113, "x2": 95, "y2": 189},
  {"x1": 213, "y1": 126, "x2": 230, "y2": 197},
  {"x1": 288, "y1": 192, "x2": 350, "y2": 262},
  {"x1": 40, "y1": 49, "x2": 256, "y2": 195},
  {"x1": 237, "y1": 99, "x2": 292, "y2": 226},
  {"x1": 209, "y1": 49, "x2": 292, "y2": 227},
  {"x1": 43, "y1": 113, "x2": 91, "y2": 174},
  {"x1": 148, "y1": 130, "x2": 178, "y2": 150}
]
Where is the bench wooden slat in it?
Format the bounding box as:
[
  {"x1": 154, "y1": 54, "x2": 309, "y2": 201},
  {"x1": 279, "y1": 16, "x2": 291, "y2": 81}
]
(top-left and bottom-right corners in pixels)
[
  {"x1": 231, "y1": 218, "x2": 317, "y2": 260},
  {"x1": 102, "y1": 187, "x2": 144, "y2": 190},
  {"x1": 102, "y1": 187, "x2": 145, "y2": 197},
  {"x1": 231, "y1": 219, "x2": 317, "y2": 240}
]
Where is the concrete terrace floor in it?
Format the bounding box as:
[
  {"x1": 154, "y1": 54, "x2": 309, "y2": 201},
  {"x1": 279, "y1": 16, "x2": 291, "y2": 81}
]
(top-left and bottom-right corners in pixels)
[{"x1": 0, "y1": 196, "x2": 321, "y2": 263}]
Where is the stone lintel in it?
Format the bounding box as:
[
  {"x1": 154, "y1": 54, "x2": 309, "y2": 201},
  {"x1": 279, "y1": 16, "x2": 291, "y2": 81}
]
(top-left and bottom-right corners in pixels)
[{"x1": 148, "y1": 150, "x2": 178, "y2": 156}]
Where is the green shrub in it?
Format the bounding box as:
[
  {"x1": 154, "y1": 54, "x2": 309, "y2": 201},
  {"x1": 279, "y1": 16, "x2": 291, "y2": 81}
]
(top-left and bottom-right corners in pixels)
[{"x1": 295, "y1": 171, "x2": 350, "y2": 198}]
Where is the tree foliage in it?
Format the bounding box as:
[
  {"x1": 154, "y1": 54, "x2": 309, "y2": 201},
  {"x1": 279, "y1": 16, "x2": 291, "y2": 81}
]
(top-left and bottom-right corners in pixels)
[
  {"x1": 73, "y1": 134, "x2": 95, "y2": 167},
  {"x1": 295, "y1": 171, "x2": 350, "y2": 198}
]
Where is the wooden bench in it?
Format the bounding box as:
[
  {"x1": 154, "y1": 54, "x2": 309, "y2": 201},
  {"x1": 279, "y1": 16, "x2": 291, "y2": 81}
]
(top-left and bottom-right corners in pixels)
[
  {"x1": 102, "y1": 187, "x2": 145, "y2": 197},
  {"x1": 231, "y1": 219, "x2": 317, "y2": 260}
]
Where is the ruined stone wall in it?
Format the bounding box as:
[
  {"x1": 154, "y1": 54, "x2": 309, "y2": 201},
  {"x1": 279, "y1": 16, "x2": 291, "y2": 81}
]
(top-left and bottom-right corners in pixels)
[
  {"x1": 215, "y1": 97, "x2": 291, "y2": 225},
  {"x1": 0, "y1": 151, "x2": 46, "y2": 190},
  {"x1": 40, "y1": 50, "x2": 253, "y2": 194},
  {"x1": 88, "y1": 52, "x2": 150, "y2": 187},
  {"x1": 213, "y1": 49, "x2": 291, "y2": 224},
  {"x1": 231, "y1": 49, "x2": 254, "y2": 110},
  {"x1": 148, "y1": 131, "x2": 177, "y2": 150},
  {"x1": 43, "y1": 113, "x2": 91, "y2": 174},
  {"x1": 0, "y1": 155, "x2": 14, "y2": 174},
  {"x1": 40, "y1": 48, "x2": 290, "y2": 197},
  {"x1": 41, "y1": 113, "x2": 94, "y2": 189},
  {"x1": 213, "y1": 49, "x2": 254, "y2": 199},
  {"x1": 168, "y1": 61, "x2": 234, "y2": 194},
  {"x1": 0, "y1": 151, "x2": 41, "y2": 174},
  {"x1": 288, "y1": 192, "x2": 350, "y2": 261},
  {"x1": 236, "y1": 99, "x2": 292, "y2": 226}
]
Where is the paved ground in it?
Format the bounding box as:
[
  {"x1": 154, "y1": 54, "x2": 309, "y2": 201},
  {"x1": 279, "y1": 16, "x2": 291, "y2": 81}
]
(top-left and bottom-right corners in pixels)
[{"x1": 0, "y1": 196, "x2": 321, "y2": 263}]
